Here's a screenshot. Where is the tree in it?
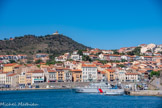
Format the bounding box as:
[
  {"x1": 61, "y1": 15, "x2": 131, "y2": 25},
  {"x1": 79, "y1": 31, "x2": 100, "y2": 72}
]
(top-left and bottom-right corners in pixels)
[
  {"x1": 37, "y1": 64, "x2": 40, "y2": 68},
  {"x1": 77, "y1": 50, "x2": 83, "y2": 56},
  {"x1": 35, "y1": 59, "x2": 43, "y2": 64},
  {"x1": 4, "y1": 38, "x2": 9, "y2": 40},
  {"x1": 150, "y1": 71, "x2": 160, "y2": 77},
  {"x1": 117, "y1": 64, "x2": 126, "y2": 68},
  {"x1": 127, "y1": 47, "x2": 141, "y2": 56},
  {"x1": 121, "y1": 59, "x2": 127, "y2": 62},
  {"x1": 97, "y1": 60, "x2": 108, "y2": 64},
  {"x1": 9, "y1": 60, "x2": 16, "y2": 63},
  {"x1": 82, "y1": 55, "x2": 92, "y2": 62},
  {"x1": 112, "y1": 50, "x2": 119, "y2": 55},
  {"x1": 46, "y1": 60, "x2": 56, "y2": 65}
]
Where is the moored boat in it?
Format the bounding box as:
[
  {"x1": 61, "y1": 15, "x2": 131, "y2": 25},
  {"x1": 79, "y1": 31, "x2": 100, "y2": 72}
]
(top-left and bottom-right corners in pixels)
[
  {"x1": 104, "y1": 89, "x2": 124, "y2": 96},
  {"x1": 73, "y1": 82, "x2": 112, "y2": 93}
]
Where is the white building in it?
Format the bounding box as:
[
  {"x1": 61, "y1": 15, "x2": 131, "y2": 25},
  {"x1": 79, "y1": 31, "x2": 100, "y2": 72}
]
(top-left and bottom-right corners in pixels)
[
  {"x1": 82, "y1": 64, "x2": 97, "y2": 82},
  {"x1": 83, "y1": 51, "x2": 90, "y2": 56},
  {"x1": 6, "y1": 73, "x2": 19, "y2": 88},
  {"x1": 115, "y1": 69, "x2": 126, "y2": 82},
  {"x1": 141, "y1": 43, "x2": 156, "y2": 54},
  {"x1": 47, "y1": 70, "x2": 57, "y2": 82},
  {"x1": 30, "y1": 70, "x2": 44, "y2": 84},
  {"x1": 0, "y1": 73, "x2": 6, "y2": 86},
  {"x1": 71, "y1": 54, "x2": 82, "y2": 61},
  {"x1": 102, "y1": 50, "x2": 113, "y2": 54},
  {"x1": 64, "y1": 69, "x2": 72, "y2": 82},
  {"x1": 125, "y1": 73, "x2": 139, "y2": 82}
]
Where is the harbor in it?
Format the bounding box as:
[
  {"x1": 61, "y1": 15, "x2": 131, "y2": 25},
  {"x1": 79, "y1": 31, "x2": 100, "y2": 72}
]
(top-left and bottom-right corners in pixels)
[
  {"x1": 1, "y1": 89, "x2": 162, "y2": 108},
  {"x1": 1, "y1": 81, "x2": 162, "y2": 97}
]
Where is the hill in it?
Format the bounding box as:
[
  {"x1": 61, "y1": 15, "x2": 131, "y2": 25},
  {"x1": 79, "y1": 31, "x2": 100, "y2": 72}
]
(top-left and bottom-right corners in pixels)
[{"x1": 0, "y1": 34, "x2": 90, "y2": 56}]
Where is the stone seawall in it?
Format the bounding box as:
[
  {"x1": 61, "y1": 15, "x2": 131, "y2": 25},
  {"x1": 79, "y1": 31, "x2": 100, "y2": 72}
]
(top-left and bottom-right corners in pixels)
[
  {"x1": 130, "y1": 90, "x2": 162, "y2": 96},
  {"x1": 33, "y1": 82, "x2": 90, "y2": 88},
  {"x1": 160, "y1": 71, "x2": 162, "y2": 85}
]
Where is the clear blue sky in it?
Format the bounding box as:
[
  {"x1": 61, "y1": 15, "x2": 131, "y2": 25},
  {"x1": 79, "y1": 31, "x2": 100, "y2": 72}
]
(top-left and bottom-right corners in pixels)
[{"x1": 0, "y1": 0, "x2": 162, "y2": 49}]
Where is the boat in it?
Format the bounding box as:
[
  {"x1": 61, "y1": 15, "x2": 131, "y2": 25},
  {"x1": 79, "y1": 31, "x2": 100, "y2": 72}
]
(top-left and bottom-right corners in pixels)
[
  {"x1": 104, "y1": 89, "x2": 124, "y2": 96},
  {"x1": 104, "y1": 85, "x2": 124, "y2": 96},
  {"x1": 73, "y1": 82, "x2": 112, "y2": 93}
]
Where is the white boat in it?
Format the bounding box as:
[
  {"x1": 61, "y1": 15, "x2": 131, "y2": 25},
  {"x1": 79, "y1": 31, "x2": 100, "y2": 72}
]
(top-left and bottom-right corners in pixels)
[
  {"x1": 73, "y1": 82, "x2": 112, "y2": 93},
  {"x1": 104, "y1": 89, "x2": 124, "y2": 96}
]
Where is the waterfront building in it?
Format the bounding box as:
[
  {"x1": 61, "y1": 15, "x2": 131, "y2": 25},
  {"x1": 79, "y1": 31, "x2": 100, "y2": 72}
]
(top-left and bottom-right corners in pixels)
[
  {"x1": 125, "y1": 73, "x2": 139, "y2": 82},
  {"x1": 6, "y1": 73, "x2": 19, "y2": 88},
  {"x1": 104, "y1": 69, "x2": 115, "y2": 81},
  {"x1": 19, "y1": 72, "x2": 26, "y2": 88},
  {"x1": 25, "y1": 72, "x2": 32, "y2": 86},
  {"x1": 82, "y1": 64, "x2": 97, "y2": 82},
  {"x1": 0, "y1": 73, "x2": 6, "y2": 87},
  {"x1": 71, "y1": 69, "x2": 82, "y2": 82},
  {"x1": 47, "y1": 69, "x2": 58, "y2": 82},
  {"x1": 115, "y1": 69, "x2": 126, "y2": 82},
  {"x1": 64, "y1": 68, "x2": 72, "y2": 82},
  {"x1": 56, "y1": 67, "x2": 65, "y2": 82},
  {"x1": 97, "y1": 70, "x2": 106, "y2": 82},
  {"x1": 160, "y1": 71, "x2": 162, "y2": 85},
  {"x1": 29, "y1": 70, "x2": 44, "y2": 84},
  {"x1": 138, "y1": 70, "x2": 149, "y2": 81}
]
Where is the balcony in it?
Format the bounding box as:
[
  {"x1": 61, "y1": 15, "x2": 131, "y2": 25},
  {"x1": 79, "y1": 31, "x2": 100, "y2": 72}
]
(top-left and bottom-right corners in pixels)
[{"x1": 34, "y1": 78, "x2": 44, "y2": 81}]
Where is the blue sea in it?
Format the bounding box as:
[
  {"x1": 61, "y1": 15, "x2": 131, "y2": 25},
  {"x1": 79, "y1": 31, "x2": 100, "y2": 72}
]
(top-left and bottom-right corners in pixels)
[{"x1": 0, "y1": 89, "x2": 162, "y2": 108}]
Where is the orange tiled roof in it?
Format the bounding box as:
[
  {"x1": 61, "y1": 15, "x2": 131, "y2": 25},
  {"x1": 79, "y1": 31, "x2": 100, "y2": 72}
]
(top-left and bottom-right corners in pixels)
[
  {"x1": 71, "y1": 69, "x2": 82, "y2": 72},
  {"x1": 105, "y1": 69, "x2": 115, "y2": 72},
  {"x1": 100, "y1": 65, "x2": 111, "y2": 68},
  {"x1": 7, "y1": 73, "x2": 17, "y2": 76},
  {"x1": 26, "y1": 64, "x2": 33, "y2": 67},
  {"x1": 48, "y1": 70, "x2": 56, "y2": 73},
  {"x1": 30, "y1": 70, "x2": 44, "y2": 73},
  {"x1": 82, "y1": 64, "x2": 96, "y2": 67},
  {"x1": 125, "y1": 73, "x2": 139, "y2": 75},
  {"x1": 3, "y1": 63, "x2": 17, "y2": 67}
]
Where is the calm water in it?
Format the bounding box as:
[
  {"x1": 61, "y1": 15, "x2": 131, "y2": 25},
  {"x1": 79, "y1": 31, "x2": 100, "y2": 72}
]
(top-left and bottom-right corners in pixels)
[{"x1": 0, "y1": 89, "x2": 162, "y2": 108}]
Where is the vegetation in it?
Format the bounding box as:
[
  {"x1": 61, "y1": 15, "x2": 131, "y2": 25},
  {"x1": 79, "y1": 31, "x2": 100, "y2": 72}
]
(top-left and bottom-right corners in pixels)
[
  {"x1": 82, "y1": 55, "x2": 92, "y2": 62},
  {"x1": 9, "y1": 60, "x2": 16, "y2": 63},
  {"x1": 46, "y1": 60, "x2": 56, "y2": 65},
  {"x1": 117, "y1": 64, "x2": 126, "y2": 68},
  {"x1": 77, "y1": 50, "x2": 83, "y2": 56},
  {"x1": 127, "y1": 47, "x2": 141, "y2": 56},
  {"x1": 35, "y1": 59, "x2": 43, "y2": 64},
  {"x1": 158, "y1": 51, "x2": 162, "y2": 54},
  {"x1": 96, "y1": 60, "x2": 108, "y2": 64},
  {"x1": 37, "y1": 64, "x2": 40, "y2": 68},
  {"x1": 150, "y1": 71, "x2": 160, "y2": 77},
  {"x1": 0, "y1": 34, "x2": 90, "y2": 56},
  {"x1": 121, "y1": 59, "x2": 127, "y2": 62},
  {"x1": 112, "y1": 50, "x2": 119, "y2": 55}
]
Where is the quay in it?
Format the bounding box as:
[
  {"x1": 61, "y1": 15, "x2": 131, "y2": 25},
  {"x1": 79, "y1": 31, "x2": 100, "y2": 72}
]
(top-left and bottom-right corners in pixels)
[{"x1": 129, "y1": 90, "x2": 162, "y2": 96}]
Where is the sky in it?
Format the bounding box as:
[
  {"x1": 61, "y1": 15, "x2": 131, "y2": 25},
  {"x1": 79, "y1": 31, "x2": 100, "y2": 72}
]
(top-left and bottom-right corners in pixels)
[{"x1": 0, "y1": 0, "x2": 162, "y2": 49}]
